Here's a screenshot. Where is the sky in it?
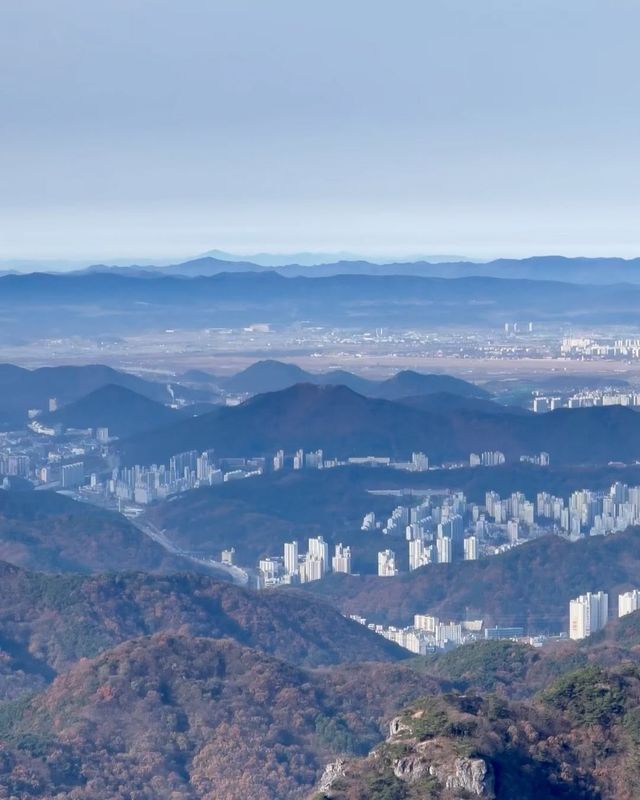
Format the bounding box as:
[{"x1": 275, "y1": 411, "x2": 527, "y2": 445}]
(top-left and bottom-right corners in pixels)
[{"x1": 1, "y1": 0, "x2": 639, "y2": 263}]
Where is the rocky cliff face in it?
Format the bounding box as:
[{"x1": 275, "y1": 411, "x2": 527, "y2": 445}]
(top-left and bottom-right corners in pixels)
[
  {"x1": 393, "y1": 751, "x2": 494, "y2": 797},
  {"x1": 389, "y1": 711, "x2": 494, "y2": 796},
  {"x1": 310, "y1": 676, "x2": 640, "y2": 800},
  {"x1": 318, "y1": 703, "x2": 496, "y2": 799}
]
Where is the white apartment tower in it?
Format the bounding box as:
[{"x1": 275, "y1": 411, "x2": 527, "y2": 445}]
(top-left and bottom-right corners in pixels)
[
  {"x1": 299, "y1": 556, "x2": 324, "y2": 583},
  {"x1": 378, "y1": 549, "x2": 398, "y2": 577},
  {"x1": 618, "y1": 590, "x2": 640, "y2": 618},
  {"x1": 331, "y1": 543, "x2": 352, "y2": 574},
  {"x1": 436, "y1": 536, "x2": 452, "y2": 564},
  {"x1": 411, "y1": 452, "x2": 429, "y2": 472},
  {"x1": 569, "y1": 591, "x2": 609, "y2": 640},
  {"x1": 361, "y1": 512, "x2": 376, "y2": 531},
  {"x1": 463, "y1": 535, "x2": 478, "y2": 561},
  {"x1": 308, "y1": 536, "x2": 329, "y2": 570},
  {"x1": 408, "y1": 538, "x2": 429, "y2": 571},
  {"x1": 283, "y1": 541, "x2": 299, "y2": 575}
]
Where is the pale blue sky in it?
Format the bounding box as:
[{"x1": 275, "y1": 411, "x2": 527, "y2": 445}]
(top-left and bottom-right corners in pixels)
[{"x1": 1, "y1": 0, "x2": 639, "y2": 261}]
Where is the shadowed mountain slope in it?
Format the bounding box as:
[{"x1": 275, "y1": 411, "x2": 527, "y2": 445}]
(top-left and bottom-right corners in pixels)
[
  {"x1": 0, "y1": 490, "x2": 192, "y2": 575},
  {"x1": 40, "y1": 383, "x2": 177, "y2": 437},
  {"x1": 0, "y1": 363, "x2": 171, "y2": 426},
  {"x1": 119, "y1": 382, "x2": 640, "y2": 466}
]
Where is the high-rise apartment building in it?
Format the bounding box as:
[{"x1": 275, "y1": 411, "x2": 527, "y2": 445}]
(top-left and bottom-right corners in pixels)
[
  {"x1": 308, "y1": 536, "x2": 329, "y2": 570},
  {"x1": 436, "y1": 536, "x2": 452, "y2": 564},
  {"x1": 283, "y1": 541, "x2": 299, "y2": 575},
  {"x1": 618, "y1": 590, "x2": 640, "y2": 618},
  {"x1": 569, "y1": 591, "x2": 609, "y2": 640},
  {"x1": 411, "y1": 452, "x2": 429, "y2": 472},
  {"x1": 61, "y1": 461, "x2": 85, "y2": 489},
  {"x1": 331, "y1": 543, "x2": 352, "y2": 574},
  {"x1": 378, "y1": 549, "x2": 397, "y2": 577},
  {"x1": 299, "y1": 555, "x2": 324, "y2": 583},
  {"x1": 409, "y1": 538, "x2": 431, "y2": 571},
  {"x1": 463, "y1": 535, "x2": 478, "y2": 561}
]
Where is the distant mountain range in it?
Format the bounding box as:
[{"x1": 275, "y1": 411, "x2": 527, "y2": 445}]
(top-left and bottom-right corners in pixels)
[
  {"x1": 6, "y1": 361, "x2": 490, "y2": 437},
  {"x1": 7, "y1": 360, "x2": 639, "y2": 468},
  {"x1": 78, "y1": 254, "x2": 640, "y2": 283},
  {"x1": 118, "y1": 382, "x2": 497, "y2": 465},
  {"x1": 0, "y1": 363, "x2": 173, "y2": 426},
  {"x1": 6, "y1": 252, "x2": 640, "y2": 283},
  {"x1": 218, "y1": 359, "x2": 490, "y2": 399},
  {"x1": 119, "y1": 381, "x2": 640, "y2": 467},
  {"x1": 0, "y1": 364, "x2": 214, "y2": 428},
  {"x1": 198, "y1": 249, "x2": 475, "y2": 266},
  {"x1": 3, "y1": 270, "x2": 640, "y2": 336}
]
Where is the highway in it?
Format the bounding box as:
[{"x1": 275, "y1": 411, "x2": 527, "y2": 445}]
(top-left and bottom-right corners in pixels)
[{"x1": 131, "y1": 516, "x2": 251, "y2": 587}]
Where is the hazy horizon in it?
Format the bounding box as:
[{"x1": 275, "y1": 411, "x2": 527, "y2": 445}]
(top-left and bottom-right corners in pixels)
[
  {"x1": 6, "y1": 250, "x2": 640, "y2": 274},
  {"x1": 2, "y1": 0, "x2": 640, "y2": 261}
]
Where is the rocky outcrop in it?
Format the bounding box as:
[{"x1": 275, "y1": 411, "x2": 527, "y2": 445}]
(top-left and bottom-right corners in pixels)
[
  {"x1": 393, "y1": 754, "x2": 429, "y2": 782},
  {"x1": 392, "y1": 752, "x2": 494, "y2": 798},
  {"x1": 389, "y1": 715, "x2": 413, "y2": 738},
  {"x1": 442, "y1": 757, "x2": 494, "y2": 798},
  {"x1": 318, "y1": 758, "x2": 346, "y2": 794}
]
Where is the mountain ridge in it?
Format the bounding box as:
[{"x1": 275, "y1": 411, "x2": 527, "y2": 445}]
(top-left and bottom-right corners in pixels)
[
  {"x1": 0, "y1": 560, "x2": 407, "y2": 702},
  {"x1": 0, "y1": 633, "x2": 437, "y2": 799},
  {"x1": 71, "y1": 254, "x2": 640, "y2": 284},
  {"x1": 0, "y1": 363, "x2": 172, "y2": 426},
  {"x1": 119, "y1": 381, "x2": 640, "y2": 467},
  {"x1": 222, "y1": 360, "x2": 490, "y2": 399},
  {"x1": 3, "y1": 271, "x2": 640, "y2": 335},
  {"x1": 40, "y1": 383, "x2": 178, "y2": 437}
]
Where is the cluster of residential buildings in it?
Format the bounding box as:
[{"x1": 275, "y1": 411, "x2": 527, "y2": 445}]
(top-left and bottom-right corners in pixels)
[
  {"x1": 560, "y1": 336, "x2": 640, "y2": 360},
  {"x1": 353, "y1": 587, "x2": 640, "y2": 655},
  {"x1": 469, "y1": 451, "x2": 506, "y2": 467},
  {"x1": 256, "y1": 536, "x2": 352, "y2": 587},
  {"x1": 535, "y1": 482, "x2": 640, "y2": 537},
  {"x1": 255, "y1": 479, "x2": 640, "y2": 583},
  {"x1": 370, "y1": 493, "x2": 477, "y2": 573},
  {"x1": 350, "y1": 613, "x2": 534, "y2": 655},
  {"x1": 78, "y1": 446, "x2": 435, "y2": 507},
  {"x1": 0, "y1": 427, "x2": 104, "y2": 489},
  {"x1": 356, "y1": 481, "x2": 640, "y2": 578},
  {"x1": 533, "y1": 391, "x2": 640, "y2": 413},
  {"x1": 350, "y1": 613, "x2": 475, "y2": 654},
  {"x1": 347, "y1": 588, "x2": 640, "y2": 656},
  {"x1": 81, "y1": 441, "x2": 527, "y2": 509},
  {"x1": 569, "y1": 588, "x2": 640, "y2": 640},
  {"x1": 273, "y1": 449, "x2": 431, "y2": 473},
  {"x1": 98, "y1": 450, "x2": 266, "y2": 505}
]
